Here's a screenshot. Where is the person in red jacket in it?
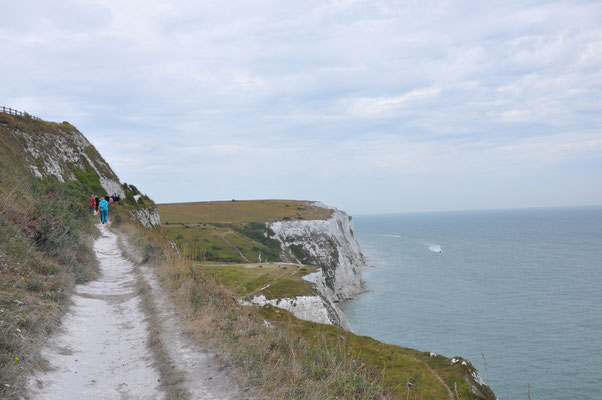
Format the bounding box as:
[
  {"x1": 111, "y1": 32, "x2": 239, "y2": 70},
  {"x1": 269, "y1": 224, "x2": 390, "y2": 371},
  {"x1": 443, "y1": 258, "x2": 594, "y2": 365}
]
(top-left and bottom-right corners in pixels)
[{"x1": 89, "y1": 195, "x2": 96, "y2": 212}]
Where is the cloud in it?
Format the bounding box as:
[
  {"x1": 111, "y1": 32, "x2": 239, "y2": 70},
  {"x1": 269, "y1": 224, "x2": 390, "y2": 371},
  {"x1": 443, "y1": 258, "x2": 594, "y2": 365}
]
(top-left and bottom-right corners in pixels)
[
  {"x1": 346, "y1": 87, "x2": 442, "y2": 117},
  {"x1": 1, "y1": 0, "x2": 601, "y2": 212}
]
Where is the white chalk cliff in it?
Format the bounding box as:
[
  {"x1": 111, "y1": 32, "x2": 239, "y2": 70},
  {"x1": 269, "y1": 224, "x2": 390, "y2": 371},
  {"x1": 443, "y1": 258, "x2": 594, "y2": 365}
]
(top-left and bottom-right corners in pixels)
[
  {"x1": 131, "y1": 207, "x2": 162, "y2": 228},
  {"x1": 6, "y1": 118, "x2": 161, "y2": 229},
  {"x1": 241, "y1": 204, "x2": 366, "y2": 331},
  {"x1": 270, "y1": 205, "x2": 366, "y2": 302},
  {"x1": 12, "y1": 123, "x2": 125, "y2": 197},
  {"x1": 239, "y1": 293, "x2": 352, "y2": 331}
]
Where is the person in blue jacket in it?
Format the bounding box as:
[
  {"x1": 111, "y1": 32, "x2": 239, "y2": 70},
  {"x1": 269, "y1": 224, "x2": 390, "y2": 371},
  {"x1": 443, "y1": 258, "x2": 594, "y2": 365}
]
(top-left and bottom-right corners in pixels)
[{"x1": 99, "y1": 198, "x2": 109, "y2": 224}]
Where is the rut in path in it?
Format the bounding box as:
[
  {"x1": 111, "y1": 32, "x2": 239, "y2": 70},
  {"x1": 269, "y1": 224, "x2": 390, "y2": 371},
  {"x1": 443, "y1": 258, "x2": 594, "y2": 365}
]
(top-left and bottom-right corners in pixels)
[{"x1": 25, "y1": 224, "x2": 243, "y2": 400}]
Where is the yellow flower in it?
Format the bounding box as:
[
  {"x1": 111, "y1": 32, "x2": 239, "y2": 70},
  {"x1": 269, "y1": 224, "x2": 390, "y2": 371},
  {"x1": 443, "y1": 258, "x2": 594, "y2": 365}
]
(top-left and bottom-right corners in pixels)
[
  {"x1": 25, "y1": 354, "x2": 29, "y2": 357},
  {"x1": 15, "y1": 357, "x2": 19, "y2": 360},
  {"x1": 21, "y1": 277, "x2": 24, "y2": 280}
]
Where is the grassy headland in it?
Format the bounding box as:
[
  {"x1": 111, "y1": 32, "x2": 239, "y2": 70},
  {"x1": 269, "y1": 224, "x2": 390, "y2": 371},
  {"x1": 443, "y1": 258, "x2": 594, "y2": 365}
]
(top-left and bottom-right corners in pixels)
[
  {"x1": 158, "y1": 199, "x2": 332, "y2": 224},
  {"x1": 158, "y1": 200, "x2": 332, "y2": 263},
  {"x1": 148, "y1": 200, "x2": 496, "y2": 399}
]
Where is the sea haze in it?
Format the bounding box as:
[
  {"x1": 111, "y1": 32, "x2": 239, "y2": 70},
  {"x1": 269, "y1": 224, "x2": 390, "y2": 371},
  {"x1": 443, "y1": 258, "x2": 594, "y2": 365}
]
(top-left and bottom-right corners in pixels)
[{"x1": 340, "y1": 207, "x2": 602, "y2": 400}]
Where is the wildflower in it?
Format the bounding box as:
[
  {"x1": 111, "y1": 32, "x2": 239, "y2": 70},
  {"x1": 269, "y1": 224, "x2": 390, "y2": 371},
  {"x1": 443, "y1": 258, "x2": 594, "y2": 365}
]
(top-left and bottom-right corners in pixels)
[
  {"x1": 25, "y1": 354, "x2": 29, "y2": 357},
  {"x1": 21, "y1": 276, "x2": 24, "y2": 280},
  {"x1": 15, "y1": 357, "x2": 19, "y2": 360}
]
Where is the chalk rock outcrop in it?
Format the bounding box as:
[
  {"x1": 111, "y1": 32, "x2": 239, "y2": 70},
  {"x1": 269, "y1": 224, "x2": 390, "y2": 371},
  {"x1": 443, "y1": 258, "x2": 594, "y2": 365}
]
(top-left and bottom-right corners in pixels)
[
  {"x1": 10, "y1": 122, "x2": 124, "y2": 197},
  {"x1": 270, "y1": 205, "x2": 366, "y2": 303},
  {"x1": 239, "y1": 294, "x2": 352, "y2": 331},
  {"x1": 131, "y1": 207, "x2": 161, "y2": 228}
]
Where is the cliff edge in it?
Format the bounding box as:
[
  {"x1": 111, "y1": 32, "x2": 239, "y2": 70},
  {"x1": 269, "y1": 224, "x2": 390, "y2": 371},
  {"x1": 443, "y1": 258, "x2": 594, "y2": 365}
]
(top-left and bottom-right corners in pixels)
[
  {"x1": 270, "y1": 203, "x2": 365, "y2": 302},
  {"x1": 158, "y1": 200, "x2": 365, "y2": 330}
]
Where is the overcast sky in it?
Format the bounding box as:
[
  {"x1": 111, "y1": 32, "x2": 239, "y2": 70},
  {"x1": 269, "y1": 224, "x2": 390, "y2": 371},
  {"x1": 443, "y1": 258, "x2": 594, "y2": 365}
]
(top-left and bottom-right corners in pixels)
[{"x1": 2, "y1": 0, "x2": 601, "y2": 214}]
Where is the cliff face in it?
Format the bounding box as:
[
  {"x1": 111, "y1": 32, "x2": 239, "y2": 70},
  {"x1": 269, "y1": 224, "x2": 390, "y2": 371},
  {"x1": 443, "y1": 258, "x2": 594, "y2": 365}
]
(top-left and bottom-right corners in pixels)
[
  {"x1": 270, "y1": 205, "x2": 365, "y2": 303},
  {"x1": 239, "y1": 294, "x2": 352, "y2": 331},
  {"x1": 234, "y1": 204, "x2": 365, "y2": 330},
  {"x1": 9, "y1": 120, "x2": 124, "y2": 197},
  {"x1": 1, "y1": 114, "x2": 160, "y2": 228},
  {"x1": 131, "y1": 207, "x2": 161, "y2": 228}
]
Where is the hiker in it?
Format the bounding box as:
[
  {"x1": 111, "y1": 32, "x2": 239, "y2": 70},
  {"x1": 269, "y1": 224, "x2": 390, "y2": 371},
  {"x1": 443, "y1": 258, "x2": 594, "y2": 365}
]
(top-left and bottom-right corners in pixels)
[
  {"x1": 113, "y1": 194, "x2": 120, "y2": 203},
  {"x1": 99, "y1": 198, "x2": 109, "y2": 224},
  {"x1": 109, "y1": 195, "x2": 115, "y2": 204},
  {"x1": 95, "y1": 196, "x2": 100, "y2": 210},
  {"x1": 88, "y1": 195, "x2": 96, "y2": 212}
]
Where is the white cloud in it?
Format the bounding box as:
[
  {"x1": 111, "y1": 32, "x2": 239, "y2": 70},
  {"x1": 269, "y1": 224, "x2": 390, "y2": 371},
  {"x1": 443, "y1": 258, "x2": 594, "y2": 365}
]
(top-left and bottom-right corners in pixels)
[
  {"x1": 1, "y1": 0, "x2": 601, "y2": 212},
  {"x1": 347, "y1": 88, "x2": 442, "y2": 117}
]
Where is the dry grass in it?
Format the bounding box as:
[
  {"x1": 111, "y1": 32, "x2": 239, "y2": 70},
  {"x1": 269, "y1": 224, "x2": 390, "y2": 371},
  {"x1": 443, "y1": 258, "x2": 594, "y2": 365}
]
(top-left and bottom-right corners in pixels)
[{"x1": 157, "y1": 200, "x2": 333, "y2": 224}]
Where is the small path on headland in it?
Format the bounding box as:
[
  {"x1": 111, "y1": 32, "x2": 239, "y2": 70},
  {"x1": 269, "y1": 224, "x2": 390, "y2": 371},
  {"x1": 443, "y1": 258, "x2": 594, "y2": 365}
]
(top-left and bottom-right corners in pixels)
[
  {"x1": 409, "y1": 356, "x2": 455, "y2": 400},
  {"x1": 26, "y1": 224, "x2": 243, "y2": 400}
]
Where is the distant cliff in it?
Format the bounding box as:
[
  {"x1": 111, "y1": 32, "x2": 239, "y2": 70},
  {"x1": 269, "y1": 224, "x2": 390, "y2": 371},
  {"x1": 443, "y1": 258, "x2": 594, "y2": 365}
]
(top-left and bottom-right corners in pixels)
[
  {"x1": 270, "y1": 204, "x2": 365, "y2": 302},
  {"x1": 158, "y1": 200, "x2": 364, "y2": 330},
  {"x1": 244, "y1": 204, "x2": 366, "y2": 330}
]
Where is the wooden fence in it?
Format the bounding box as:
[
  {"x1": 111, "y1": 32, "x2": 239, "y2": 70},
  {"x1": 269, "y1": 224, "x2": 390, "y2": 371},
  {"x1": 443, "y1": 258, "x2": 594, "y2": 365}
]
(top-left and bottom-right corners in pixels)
[{"x1": 1, "y1": 106, "x2": 42, "y2": 121}]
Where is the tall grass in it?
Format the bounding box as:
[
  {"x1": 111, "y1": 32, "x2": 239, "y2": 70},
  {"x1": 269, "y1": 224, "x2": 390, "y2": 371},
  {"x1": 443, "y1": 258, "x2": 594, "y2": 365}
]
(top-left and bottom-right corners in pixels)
[
  {"x1": 157, "y1": 251, "x2": 386, "y2": 399},
  {"x1": 0, "y1": 177, "x2": 98, "y2": 399}
]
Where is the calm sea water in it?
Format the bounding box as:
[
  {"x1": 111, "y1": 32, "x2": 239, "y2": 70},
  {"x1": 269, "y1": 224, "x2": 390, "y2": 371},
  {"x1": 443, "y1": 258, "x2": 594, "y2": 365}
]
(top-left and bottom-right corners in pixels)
[{"x1": 340, "y1": 207, "x2": 602, "y2": 400}]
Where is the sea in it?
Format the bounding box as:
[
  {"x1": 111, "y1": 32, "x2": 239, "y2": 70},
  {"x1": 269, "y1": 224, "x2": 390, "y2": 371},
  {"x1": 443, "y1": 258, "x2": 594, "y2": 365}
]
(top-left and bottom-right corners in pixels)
[{"x1": 340, "y1": 207, "x2": 602, "y2": 400}]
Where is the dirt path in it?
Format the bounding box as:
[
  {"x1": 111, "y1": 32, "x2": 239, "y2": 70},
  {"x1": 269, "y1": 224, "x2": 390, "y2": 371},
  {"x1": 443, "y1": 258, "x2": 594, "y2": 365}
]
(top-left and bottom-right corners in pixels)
[
  {"x1": 409, "y1": 356, "x2": 455, "y2": 400},
  {"x1": 218, "y1": 233, "x2": 250, "y2": 262},
  {"x1": 26, "y1": 224, "x2": 243, "y2": 400}
]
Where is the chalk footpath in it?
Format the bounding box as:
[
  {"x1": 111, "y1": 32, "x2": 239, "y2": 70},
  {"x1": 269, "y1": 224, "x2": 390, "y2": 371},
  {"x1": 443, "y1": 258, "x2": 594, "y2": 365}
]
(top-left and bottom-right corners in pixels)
[{"x1": 26, "y1": 224, "x2": 242, "y2": 400}]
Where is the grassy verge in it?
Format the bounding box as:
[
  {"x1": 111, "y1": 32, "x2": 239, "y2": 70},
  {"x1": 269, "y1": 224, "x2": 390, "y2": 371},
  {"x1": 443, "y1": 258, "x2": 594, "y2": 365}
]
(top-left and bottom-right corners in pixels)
[{"x1": 0, "y1": 177, "x2": 99, "y2": 399}]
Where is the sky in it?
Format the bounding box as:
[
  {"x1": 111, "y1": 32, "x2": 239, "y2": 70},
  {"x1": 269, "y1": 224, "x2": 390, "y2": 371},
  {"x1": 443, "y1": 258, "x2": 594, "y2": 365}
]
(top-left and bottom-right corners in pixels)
[{"x1": 1, "y1": 0, "x2": 601, "y2": 214}]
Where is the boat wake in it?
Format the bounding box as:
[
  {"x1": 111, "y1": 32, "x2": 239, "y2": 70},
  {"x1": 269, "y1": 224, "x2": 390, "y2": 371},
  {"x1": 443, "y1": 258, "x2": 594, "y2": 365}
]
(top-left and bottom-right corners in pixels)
[{"x1": 428, "y1": 244, "x2": 443, "y2": 253}]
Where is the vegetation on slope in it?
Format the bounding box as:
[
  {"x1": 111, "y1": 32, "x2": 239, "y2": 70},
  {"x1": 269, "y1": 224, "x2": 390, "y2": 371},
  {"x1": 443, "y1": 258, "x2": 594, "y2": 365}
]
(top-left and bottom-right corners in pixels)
[
  {"x1": 204, "y1": 263, "x2": 318, "y2": 300},
  {"x1": 158, "y1": 200, "x2": 332, "y2": 264}
]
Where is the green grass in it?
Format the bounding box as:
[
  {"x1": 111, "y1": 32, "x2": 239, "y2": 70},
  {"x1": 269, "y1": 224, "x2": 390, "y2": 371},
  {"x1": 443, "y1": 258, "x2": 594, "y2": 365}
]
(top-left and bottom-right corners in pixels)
[
  {"x1": 258, "y1": 306, "x2": 494, "y2": 399},
  {"x1": 164, "y1": 220, "x2": 284, "y2": 263},
  {"x1": 159, "y1": 200, "x2": 334, "y2": 265},
  {"x1": 157, "y1": 199, "x2": 332, "y2": 224},
  {"x1": 165, "y1": 224, "x2": 259, "y2": 262},
  {"x1": 201, "y1": 263, "x2": 318, "y2": 300}
]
